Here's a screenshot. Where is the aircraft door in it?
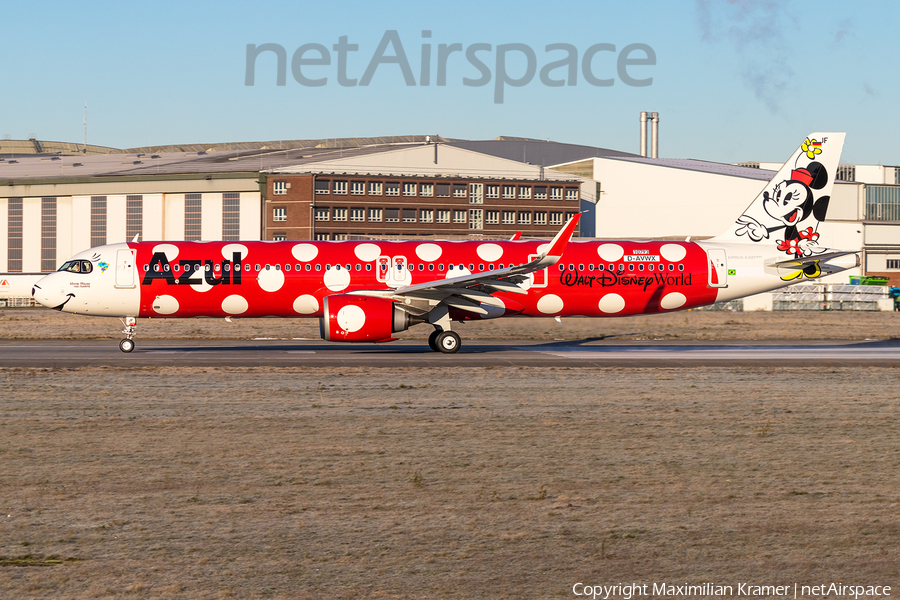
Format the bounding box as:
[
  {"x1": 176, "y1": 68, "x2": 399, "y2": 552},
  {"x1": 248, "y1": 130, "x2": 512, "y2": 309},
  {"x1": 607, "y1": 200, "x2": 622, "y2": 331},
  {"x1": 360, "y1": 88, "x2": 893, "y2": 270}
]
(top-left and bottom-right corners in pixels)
[
  {"x1": 706, "y1": 247, "x2": 728, "y2": 288},
  {"x1": 115, "y1": 249, "x2": 137, "y2": 288},
  {"x1": 376, "y1": 255, "x2": 411, "y2": 286}
]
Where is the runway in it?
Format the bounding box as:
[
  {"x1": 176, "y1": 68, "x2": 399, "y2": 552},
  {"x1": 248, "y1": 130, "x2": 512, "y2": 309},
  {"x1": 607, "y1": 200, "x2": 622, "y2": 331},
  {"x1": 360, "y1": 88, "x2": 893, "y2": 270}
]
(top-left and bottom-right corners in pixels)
[{"x1": 1, "y1": 338, "x2": 899, "y2": 368}]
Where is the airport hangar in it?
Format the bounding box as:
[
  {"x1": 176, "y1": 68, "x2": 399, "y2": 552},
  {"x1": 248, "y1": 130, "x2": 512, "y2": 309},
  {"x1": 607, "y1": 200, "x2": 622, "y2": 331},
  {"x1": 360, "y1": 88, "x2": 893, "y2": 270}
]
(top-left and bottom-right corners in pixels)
[{"x1": 2, "y1": 134, "x2": 900, "y2": 300}]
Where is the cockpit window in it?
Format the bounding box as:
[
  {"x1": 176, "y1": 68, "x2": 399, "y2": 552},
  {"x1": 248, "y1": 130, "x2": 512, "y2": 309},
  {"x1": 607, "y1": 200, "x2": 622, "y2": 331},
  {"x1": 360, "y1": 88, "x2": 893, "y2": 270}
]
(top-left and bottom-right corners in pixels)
[{"x1": 58, "y1": 260, "x2": 93, "y2": 274}]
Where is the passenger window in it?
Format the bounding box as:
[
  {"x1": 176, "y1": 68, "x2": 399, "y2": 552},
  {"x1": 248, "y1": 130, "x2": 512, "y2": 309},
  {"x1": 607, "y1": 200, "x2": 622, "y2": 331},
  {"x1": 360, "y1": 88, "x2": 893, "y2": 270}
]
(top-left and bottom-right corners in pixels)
[
  {"x1": 679, "y1": 264, "x2": 684, "y2": 271},
  {"x1": 365, "y1": 264, "x2": 371, "y2": 271},
  {"x1": 428, "y1": 264, "x2": 434, "y2": 271},
  {"x1": 628, "y1": 264, "x2": 635, "y2": 271},
  {"x1": 283, "y1": 264, "x2": 289, "y2": 271},
  {"x1": 479, "y1": 264, "x2": 484, "y2": 271},
  {"x1": 143, "y1": 265, "x2": 149, "y2": 272},
  {"x1": 668, "y1": 264, "x2": 674, "y2": 271},
  {"x1": 489, "y1": 264, "x2": 494, "y2": 270},
  {"x1": 255, "y1": 264, "x2": 261, "y2": 271},
  {"x1": 639, "y1": 264, "x2": 644, "y2": 271},
  {"x1": 356, "y1": 264, "x2": 361, "y2": 271},
  {"x1": 439, "y1": 264, "x2": 445, "y2": 271},
  {"x1": 315, "y1": 264, "x2": 321, "y2": 271}
]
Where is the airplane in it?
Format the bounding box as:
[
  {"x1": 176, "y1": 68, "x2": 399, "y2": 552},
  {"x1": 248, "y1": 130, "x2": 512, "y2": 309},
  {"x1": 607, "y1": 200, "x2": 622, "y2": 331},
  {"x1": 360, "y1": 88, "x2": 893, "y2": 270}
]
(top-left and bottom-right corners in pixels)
[{"x1": 32, "y1": 132, "x2": 859, "y2": 354}]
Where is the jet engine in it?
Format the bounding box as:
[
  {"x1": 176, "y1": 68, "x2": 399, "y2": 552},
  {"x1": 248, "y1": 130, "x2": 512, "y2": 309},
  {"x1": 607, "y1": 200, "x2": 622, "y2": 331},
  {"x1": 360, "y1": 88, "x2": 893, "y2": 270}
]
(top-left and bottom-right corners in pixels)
[{"x1": 319, "y1": 294, "x2": 409, "y2": 342}]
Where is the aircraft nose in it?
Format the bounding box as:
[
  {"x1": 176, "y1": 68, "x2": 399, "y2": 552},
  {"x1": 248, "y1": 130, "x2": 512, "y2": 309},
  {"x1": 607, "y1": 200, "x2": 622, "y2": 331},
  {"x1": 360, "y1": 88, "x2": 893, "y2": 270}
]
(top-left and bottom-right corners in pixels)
[{"x1": 31, "y1": 276, "x2": 70, "y2": 311}]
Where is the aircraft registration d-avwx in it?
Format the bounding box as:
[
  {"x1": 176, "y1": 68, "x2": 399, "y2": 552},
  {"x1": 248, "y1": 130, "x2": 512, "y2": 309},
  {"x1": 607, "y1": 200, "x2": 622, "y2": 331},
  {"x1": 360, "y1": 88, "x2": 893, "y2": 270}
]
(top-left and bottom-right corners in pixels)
[{"x1": 33, "y1": 133, "x2": 858, "y2": 353}]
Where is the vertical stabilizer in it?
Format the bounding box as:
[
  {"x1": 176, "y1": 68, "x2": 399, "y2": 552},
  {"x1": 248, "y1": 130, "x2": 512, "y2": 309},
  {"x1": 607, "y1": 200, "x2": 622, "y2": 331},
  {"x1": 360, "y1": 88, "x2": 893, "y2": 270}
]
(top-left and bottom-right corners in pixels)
[{"x1": 714, "y1": 133, "x2": 845, "y2": 258}]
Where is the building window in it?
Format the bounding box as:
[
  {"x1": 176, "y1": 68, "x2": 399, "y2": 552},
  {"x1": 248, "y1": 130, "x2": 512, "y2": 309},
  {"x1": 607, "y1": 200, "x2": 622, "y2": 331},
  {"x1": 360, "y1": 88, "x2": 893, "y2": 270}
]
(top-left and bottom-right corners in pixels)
[
  {"x1": 314, "y1": 233, "x2": 330, "y2": 240},
  {"x1": 565, "y1": 188, "x2": 579, "y2": 201},
  {"x1": 402, "y1": 208, "x2": 417, "y2": 222},
  {"x1": 453, "y1": 184, "x2": 467, "y2": 198},
  {"x1": 436, "y1": 209, "x2": 450, "y2": 224},
  {"x1": 837, "y1": 165, "x2": 856, "y2": 182},
  {"x1": 41, "y1": 198, "x2": 56, "y2": 272},
  {"x1": 385, "y1": 182, "x2": 400, "y2": 196},
  {"x1": 420, "y1": 209, "x2": 433, "y2": 223},
  {"x1": 385, "y1": 208, "x2": 400, "y2": 222},
  {"x1": 91, "y1": 196, "x2": 107, "y2": 247},
  {"x1": 502, "y1": 185, "x2": 515, "y2": 199},
  {"x1": 534, "y1": 212, "x2": 547, "y2": 225},
  {"x1": 126, "y1": 195, "x2": 143, "y2": 242},
  {"x1": 550, "y1": 187, "x2": 563, "y2": 200},
  {"x1": 368, "y1": 182, "x2": 383, "y2": 195},
  {"x1": 866, "y1": 186, "x2": 900, "y2": 221},
  {"x1": 485, "y1": 184, "x2": 499, "y2": 199},
  {"x1": 368, "y1": 208, "x2": 383, "y2": 222},
  {"x1": 403, "y1": 182, "x2": 417, "y2": 197},
  {"x1": 314, "y1": 207, "x2": 330, "y2": 221},
  {"x1": 519, "y1": 186, "x2": 532, "y2": 199},
  {"x1": 420, "y1": 183, "x2": 434, "y2": 197},
  {"x1": 273, "y1": 181, "x2": 288, "y2": 195},
  {"x1": 534, "y1": 186, "x2": 547, "y2": 200},
  {"x1": 223, "y1": 193, "x2": 240, "y2": 241},
  {"x1": 887, "y1": 259, "x2": 900, "y2": 269},
  {"x1": 469, "y1": 183, "x2": 483, "y2": 204},
  {"x1": 501, "y1": 211, "x2": 515, "y2": 225},
  {"x1": 333, "y1": 181, "x2": 347, "y2": 195},
  {"x1": 453, "y1": 210, "x2": 467, "y2": 224},
  {"x1": 315, "y1": 180, "x2": 330, "y2": 194},
  {"x1": 350, "y1": 181, "x2": 365, "y2": 195},
  {"x1": 436, "y1": 183, "x2": 450, "y2": 197},
  {"x1": 273, "y1": 207, "x2": 287, "y2": 222},
  {"x1": 333, "y1": 207, "x2": 347, "y2": 221},
  {"x1": 273, "y1": 233, "x2": 286, "y2": 241},
  {"x1": 185, "y1": 193, "x2": 202, "y2": 241},
  {"x1": 485, "y1": 210, "x2": 499, "y2": 225},
  {"x1": 333, "y1": 233, "x2": 348, "y2": 241},
  {"x1": 350, "y1": 207, "x2": 366, "y2": 222},
  {"x1": 549, "y1": 212, "x2": 563, "y2": 226},
  {"x1": 518, "y1": 211, "x2": 531, "y2": 225},
  {"x1": 566, "y1": 212, "x2": 577, "y2": 222},
  {"x1": 469, "y1": 209, "x2": 483, "y2": 230},
  {"x1": 7, "y1": 197, "x2": 22, "y2": 272}
]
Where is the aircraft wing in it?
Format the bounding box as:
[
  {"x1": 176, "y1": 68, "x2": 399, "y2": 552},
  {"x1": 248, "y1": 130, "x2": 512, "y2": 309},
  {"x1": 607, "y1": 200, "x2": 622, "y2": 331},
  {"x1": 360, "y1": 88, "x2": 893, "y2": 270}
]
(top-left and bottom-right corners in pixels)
[{"x1": 348, "y1": 213, "x2": 580, "y2": 316}]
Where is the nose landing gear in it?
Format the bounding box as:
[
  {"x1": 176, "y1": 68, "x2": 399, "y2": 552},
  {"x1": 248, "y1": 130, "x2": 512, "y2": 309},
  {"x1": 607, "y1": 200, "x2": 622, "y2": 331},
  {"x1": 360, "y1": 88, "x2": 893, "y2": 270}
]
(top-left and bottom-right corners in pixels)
[{"x1": 119, "y1": 317, "x2": 137, "y2": 353}]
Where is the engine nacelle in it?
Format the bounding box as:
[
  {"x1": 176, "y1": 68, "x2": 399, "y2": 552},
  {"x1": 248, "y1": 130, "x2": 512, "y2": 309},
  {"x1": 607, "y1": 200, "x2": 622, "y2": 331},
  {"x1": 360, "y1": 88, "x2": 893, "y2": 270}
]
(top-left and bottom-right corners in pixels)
[{"x1": 319, "y1": 294, "x2": 409, "y2": 342}]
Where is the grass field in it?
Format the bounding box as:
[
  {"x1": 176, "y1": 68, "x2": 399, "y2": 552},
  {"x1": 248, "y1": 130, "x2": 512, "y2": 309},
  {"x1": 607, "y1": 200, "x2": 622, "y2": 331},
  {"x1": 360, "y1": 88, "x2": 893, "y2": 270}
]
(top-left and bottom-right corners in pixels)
[{"x1": 1, "y1": 310, "x2": 899, "y2": 598}]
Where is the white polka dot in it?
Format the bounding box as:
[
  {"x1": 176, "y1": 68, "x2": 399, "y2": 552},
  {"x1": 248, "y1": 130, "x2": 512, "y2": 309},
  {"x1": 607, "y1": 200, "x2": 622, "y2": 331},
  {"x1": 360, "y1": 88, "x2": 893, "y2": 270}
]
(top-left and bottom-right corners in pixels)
[
  {"x1": 598, "y1": 293, "x2": 626, "y2": 314},
  {"x1": 152, "y1": 244, "x2": 179, "y2": 262},
  {"x1": 324, "y1": 267, "x2": 351, "y2": 291},
  {"x1": 337, "y1": 304, "x2": 365, "y2": 332},
  {"x1": 222, "y1": 295, "x2": 248, "y2": 315},
  {"x1": 222, "y1": 243, "x2": 248, "y2": 261},
  {"x1": 537, "y1": 294, "x2": 564, "y2": 314},
  {"x1": 257, "y1": 267, "x2": 285, "y2": 292},
  {"x1": 476, "y1": 243, "x2": 503, "y2": 262},
  {"x1": 186, "y1": 266, "x2": 213, "y2": 293},
  {"x1": 293, "y1": 295, "x2": 319, "y2": 315},
  {"x1": 444, "y1": 266, "x2": 471, "y2": 279},
  {"x1": 354, "y1": 243, "x2": 381, "y2": 262},
  {"x1": 660, "y1": 243, "x2": 687, "y2": 262},
  {"x1": 415, "y1": 243, "x2": 442, "y2": 261},
  {"x1": 660, "y1": 292, "x2": 687, "y2": 310},
  {"x1": 152, "y1": 295, "x2": 178, "y2": 315},
  {"x1": 292, "y1": 243, "x2": 318, "y2": 262},
  {"x1": 598, "y1": 244, "x2": 624, "y2": 262}
]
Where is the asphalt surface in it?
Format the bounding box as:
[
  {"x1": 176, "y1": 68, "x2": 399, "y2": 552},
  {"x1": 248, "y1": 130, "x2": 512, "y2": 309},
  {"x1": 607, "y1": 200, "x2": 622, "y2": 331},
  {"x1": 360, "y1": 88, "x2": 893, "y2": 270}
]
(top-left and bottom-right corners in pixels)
[{"x1": 1, "y1": 338, "x2": 899, "y2": 368}]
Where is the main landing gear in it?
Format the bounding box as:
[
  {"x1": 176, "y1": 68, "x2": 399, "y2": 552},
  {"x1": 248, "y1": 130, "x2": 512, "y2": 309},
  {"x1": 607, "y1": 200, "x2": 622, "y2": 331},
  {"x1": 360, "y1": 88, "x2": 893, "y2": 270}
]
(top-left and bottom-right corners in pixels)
[
  {"x1": 426, "y1": 305, "x2": 461, "y2": 354},
  {"x1": 119, "y1": 317, "x2": 137, "y2": 353},
  {"x1": 428, "y1": 330, "x2": 461, "y2": 354}
]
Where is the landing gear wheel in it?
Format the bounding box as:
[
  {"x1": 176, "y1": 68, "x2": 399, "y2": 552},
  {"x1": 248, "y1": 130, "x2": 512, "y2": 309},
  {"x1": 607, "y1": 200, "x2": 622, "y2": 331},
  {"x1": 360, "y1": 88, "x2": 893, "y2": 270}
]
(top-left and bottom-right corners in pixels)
[
  {"x1": 119, "y1": 339, "x2": 135, "y2": 353},
  {"x1": 435, "y1": 331, "x2": 461, "y2": 354},
  {"x1": 428, "y1": 330, "x2": 440, "y2": 352}
]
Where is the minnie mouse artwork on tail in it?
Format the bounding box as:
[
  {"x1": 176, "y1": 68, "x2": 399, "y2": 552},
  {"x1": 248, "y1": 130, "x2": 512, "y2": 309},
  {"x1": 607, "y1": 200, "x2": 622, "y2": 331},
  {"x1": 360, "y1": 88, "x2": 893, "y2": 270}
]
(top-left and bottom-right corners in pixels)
[{"x1": 732, "y1": 137, "x2": 836, "y2": 258}]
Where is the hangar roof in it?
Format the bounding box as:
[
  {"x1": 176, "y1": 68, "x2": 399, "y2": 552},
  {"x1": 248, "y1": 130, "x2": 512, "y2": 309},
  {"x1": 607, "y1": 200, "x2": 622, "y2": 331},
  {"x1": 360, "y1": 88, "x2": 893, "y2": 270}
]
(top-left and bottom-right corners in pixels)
[{"x1": 606, "y1": 156, "x2": 776, "y2": 180}]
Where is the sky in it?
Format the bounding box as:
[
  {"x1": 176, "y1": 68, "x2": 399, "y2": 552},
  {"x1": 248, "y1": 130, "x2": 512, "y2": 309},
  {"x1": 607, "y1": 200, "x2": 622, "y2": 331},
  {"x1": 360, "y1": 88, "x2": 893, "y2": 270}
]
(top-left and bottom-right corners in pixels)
[{"x1": 1, "y1": 0, "x2": 897, "y2": 165}]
